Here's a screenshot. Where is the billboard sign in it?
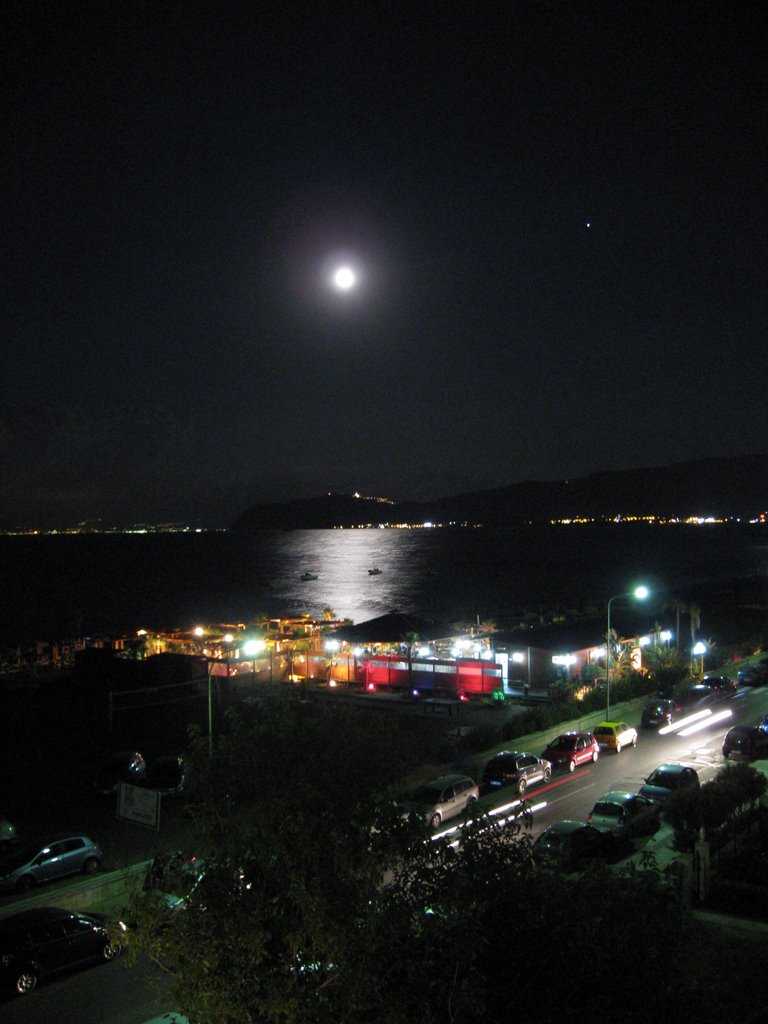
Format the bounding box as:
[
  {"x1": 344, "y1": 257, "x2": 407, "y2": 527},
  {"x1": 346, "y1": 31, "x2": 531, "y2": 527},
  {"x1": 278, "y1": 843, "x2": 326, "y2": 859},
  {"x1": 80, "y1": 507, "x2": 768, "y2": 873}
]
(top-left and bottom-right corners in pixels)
[{"x1": 117, "y1": 782, "x2": 161, "y2": 829}]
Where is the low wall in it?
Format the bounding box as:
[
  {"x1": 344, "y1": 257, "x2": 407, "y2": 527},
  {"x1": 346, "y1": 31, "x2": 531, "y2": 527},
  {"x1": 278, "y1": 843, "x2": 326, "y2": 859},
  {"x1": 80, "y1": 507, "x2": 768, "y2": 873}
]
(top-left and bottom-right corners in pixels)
[{"x1": 0, "y1": 860, "x2": 151, "y2": 922}]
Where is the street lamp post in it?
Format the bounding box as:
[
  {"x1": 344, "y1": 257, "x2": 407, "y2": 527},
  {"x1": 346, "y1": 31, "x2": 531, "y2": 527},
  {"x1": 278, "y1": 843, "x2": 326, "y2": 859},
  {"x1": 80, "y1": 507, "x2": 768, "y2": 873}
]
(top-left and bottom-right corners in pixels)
[
  {"x1": 605, "y1": 586, "x2": 649, "y2": 716},
  {"x1": 692, "y1": 641, "x2": 707, "y2": 680}
]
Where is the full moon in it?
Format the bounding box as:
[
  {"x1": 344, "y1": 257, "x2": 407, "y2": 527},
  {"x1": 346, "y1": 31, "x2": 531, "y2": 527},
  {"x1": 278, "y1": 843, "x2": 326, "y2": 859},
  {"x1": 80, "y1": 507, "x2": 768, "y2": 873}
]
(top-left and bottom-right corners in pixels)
[{"x1": 333, "y1": 266, "x2": 357, "y2": 290}]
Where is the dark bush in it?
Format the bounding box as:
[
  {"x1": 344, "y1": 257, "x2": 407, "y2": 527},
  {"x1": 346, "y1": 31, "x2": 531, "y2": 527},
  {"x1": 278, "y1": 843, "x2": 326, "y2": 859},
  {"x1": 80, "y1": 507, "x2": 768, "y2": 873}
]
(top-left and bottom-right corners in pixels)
[{"x1": 665, "y1": 764, "x2": 767, "y2": 851}]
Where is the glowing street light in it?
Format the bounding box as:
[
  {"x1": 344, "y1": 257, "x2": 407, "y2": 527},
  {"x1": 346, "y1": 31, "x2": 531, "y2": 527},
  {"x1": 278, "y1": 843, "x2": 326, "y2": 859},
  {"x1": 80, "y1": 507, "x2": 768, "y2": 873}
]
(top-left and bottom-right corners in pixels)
[
  {"x1": 605, "y1": 585, "x2": 649, "y2": 715},
  {"x1": 692, "y1": 640, "x2": 707, "y2": 679}
]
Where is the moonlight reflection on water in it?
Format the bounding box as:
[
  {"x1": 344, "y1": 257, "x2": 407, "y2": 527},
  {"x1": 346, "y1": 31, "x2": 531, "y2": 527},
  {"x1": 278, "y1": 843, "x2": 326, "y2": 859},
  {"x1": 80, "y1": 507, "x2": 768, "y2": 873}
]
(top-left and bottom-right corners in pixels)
[{"x1": 0, "y1": 525, "x2": 766, "y2": 641}]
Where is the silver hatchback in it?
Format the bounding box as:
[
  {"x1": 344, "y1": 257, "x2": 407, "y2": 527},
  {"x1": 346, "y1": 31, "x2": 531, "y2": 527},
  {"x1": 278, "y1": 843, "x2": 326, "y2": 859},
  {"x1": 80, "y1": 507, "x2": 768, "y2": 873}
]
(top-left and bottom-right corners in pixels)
[{"x1": 0, "y1": 834, "x2": 103, "y2": 894}]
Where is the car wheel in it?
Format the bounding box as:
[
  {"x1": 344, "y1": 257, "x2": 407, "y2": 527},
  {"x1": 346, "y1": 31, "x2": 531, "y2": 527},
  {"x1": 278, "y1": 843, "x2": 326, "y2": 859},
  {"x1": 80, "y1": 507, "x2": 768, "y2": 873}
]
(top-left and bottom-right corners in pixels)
[
  {"x1": 592, "y1": 750, "x2": 599, "y2": 763},
  {"x1": 518, "y1": 778, "x2": 528, "y2": 795},
  {"x1": 616, "y1": 741, "x2": 622, "y2": 754},
  {"x1": 101, "y1": 940, "x2": 122, "y2": 962},
  {"x1": 429, "y1": 813, "x2": 441, "y2": 830},
  {"x1": 543, "y1": 766, "x2": 551, "y2": 783},
  {"x1": 83, "y1": 857, "x2": 101, "y2": 875},
  {"x1": 15, "y1": 967, "x2": 38, "y2": 995},
  {"x1": 568, "y1": 759, "x2": 576, "y2": 773},
  {"x1": 465, "y1": 796, "x2": 477, "y2": 813},
  {"x1": 15, "y1": 875, "x2": 34, "y2": 893}
]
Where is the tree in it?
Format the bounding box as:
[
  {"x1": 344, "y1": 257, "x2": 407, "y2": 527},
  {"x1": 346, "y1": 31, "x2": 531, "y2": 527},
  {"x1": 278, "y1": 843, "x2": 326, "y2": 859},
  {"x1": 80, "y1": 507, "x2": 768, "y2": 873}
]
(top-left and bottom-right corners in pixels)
[
  {"x1": 643, "y1": 646, "x2": 692, "y2": 694},
  {"x1": 689, "y1": 603, "x2": 702, "y2": 648},
  {"x1": 664, "y1": 595, "x2": 688, "y2": 651},
  {"x1": 125, "y1": 698, "x2": 721, "y2": 1024},
  {"x1": 126, "y1": 704, "x2": 423, "y2": 1024}
]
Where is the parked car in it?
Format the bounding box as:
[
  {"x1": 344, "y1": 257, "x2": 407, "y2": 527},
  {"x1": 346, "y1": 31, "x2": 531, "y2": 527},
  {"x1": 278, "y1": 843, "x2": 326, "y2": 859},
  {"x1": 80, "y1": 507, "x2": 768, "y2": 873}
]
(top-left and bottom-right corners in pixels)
[
  {"x1": 587, "y1": 791, "x2": 660, "y2": 839},
  {"x1": 592, "y1": 722, "x2": 637, "y2": 753},
  {"x1": 640, "y1": 699, "x2": 682, "y2": 729},
  {"x1": 482, "y1": 751, "x2": 552, "y2": 794},
  {"x1": 0, "y1": 834, "x2": 103, "y2": 894},
  {"x1": 701, "y1": 673, "x2": 737, "y2": 697},
  {"x1": 138, "y1": 755, "x2": 186, "y2": 795},
  {"x1": 139, "y1": 1016, "x2": 190, "y2": 1024},
  {"x1": 92, "y1": 750, "x2": 146, "y2": 795},
  {"x1": 401, "y1": 774, "x2": 479, "y2": 831},
  {"x1": 722, "y1": 726, "x2": 768, "y2": 762},
  {"x1": 638, "y1": 763, "x2": 700, "y2": 804},
  {"x1": 0, "y1": 906, "x2": 122, "y2": 996},
  {"x1": 737, "y1": 664, "x2": 768, "y2": 687},
  {"x1": 533, "y1": 821, "x2": 615, "y2": 872},
  {"x1": 540, "y1": 732, "x2": 599, "y2": 773},
  {"x1": 0, "y1": 814, "x2": 16, "y2": 843}
]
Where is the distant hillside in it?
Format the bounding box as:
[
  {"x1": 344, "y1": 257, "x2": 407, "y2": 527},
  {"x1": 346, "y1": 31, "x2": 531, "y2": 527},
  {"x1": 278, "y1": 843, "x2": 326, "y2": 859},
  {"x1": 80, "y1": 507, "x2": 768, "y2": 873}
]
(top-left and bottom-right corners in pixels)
[{"x1": 231, "y1": 453, "x2": 768, "y2": 530}]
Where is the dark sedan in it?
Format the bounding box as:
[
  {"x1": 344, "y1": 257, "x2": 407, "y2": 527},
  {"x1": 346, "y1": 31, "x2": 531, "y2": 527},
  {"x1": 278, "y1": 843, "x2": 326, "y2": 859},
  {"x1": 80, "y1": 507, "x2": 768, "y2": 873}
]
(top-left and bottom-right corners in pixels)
[
  {"x1": 737, "y1": 664, "x2": 768, "y2": 687},
  {"x1": 701, "y1": 674, "x2": 737, "y2": 697},
  {"x1": 0, "y1": 906, "x2": 123, "y2": 996},
  {"x1": 587, "y1": 791, "x2": 660, "y2": 839},
  {"x1": 640, "y1": 699, "x2": 682, "y2": 729},
  {"x1": 722, "y1": 726, "x2": 768, "y2": 761},
  {"x1": 533, "y1": 821, "x2": 615, "y2": 872},
  {"x1": 638, "y1": 763, "x2": 700, "y2": 804}
]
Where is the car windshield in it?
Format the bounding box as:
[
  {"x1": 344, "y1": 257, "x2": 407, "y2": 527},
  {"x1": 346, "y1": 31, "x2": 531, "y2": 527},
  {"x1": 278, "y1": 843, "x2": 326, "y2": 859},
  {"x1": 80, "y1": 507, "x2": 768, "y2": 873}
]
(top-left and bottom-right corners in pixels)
[
  {"x1": 593, "y1": 728, "x2": 611, "y2": 736},
  {"x1": 539, "y1": 833, "x2": 565, "y2": 850},
  {"x1": 593, "y1": 802, "x2": 622, "y2": 817},
  {"x1": 646, "y1": 771, "x2": 676, "y2": 788},
  {"x1": 548, "y1": 736, "x2": 576, "y2": 750}
]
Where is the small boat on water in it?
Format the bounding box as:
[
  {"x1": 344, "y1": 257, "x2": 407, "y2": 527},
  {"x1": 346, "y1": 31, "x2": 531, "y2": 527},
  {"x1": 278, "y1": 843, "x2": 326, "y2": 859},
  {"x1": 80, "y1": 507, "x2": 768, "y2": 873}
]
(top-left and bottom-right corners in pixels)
[
  {"x1": 300, "y1": 572, "x2": 318, "y2": 581},
  {"x1": 368, "y1": 567, "x2": 383, "y2": 576}
]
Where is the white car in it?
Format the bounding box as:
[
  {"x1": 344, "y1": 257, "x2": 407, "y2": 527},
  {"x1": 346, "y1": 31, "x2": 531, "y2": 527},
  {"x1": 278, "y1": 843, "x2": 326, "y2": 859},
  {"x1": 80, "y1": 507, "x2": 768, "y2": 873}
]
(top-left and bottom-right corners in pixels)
[{"x1": 592, "y1": 721, "x2": 638, "y2": 753}]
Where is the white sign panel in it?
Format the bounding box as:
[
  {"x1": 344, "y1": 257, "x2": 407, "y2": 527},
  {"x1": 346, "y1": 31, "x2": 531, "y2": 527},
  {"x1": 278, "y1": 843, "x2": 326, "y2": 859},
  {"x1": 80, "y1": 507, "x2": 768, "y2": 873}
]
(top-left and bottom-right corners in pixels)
[{"x1": 117, "y1": 782, "x2": 161, "y2": 829}]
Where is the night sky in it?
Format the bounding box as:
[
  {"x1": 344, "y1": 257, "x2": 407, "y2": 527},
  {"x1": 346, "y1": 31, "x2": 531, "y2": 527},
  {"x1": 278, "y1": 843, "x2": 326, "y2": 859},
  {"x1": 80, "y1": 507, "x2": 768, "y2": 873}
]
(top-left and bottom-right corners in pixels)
[{"x1": 4, "y1": 2, "x2": 766, "y2": 529}]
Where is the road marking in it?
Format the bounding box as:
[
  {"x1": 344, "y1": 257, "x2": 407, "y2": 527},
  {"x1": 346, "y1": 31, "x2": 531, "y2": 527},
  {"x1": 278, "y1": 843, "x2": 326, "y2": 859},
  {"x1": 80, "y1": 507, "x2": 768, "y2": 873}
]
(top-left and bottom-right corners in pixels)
[{"x1": 542, "y1": 782, "x2": 597, "y2": 807}]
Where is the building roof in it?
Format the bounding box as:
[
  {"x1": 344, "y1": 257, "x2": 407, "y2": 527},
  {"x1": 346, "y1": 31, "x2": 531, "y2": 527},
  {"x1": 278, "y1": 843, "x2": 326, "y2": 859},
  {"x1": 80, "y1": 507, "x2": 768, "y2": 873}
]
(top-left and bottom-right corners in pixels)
[{"x1": 330, "y1": 612, "x2": 459, "y2": 645}]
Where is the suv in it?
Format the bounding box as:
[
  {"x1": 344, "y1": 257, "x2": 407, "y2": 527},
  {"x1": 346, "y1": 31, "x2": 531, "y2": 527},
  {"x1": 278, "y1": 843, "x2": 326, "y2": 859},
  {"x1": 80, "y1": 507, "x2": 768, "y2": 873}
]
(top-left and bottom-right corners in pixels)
[
  {"x1": 592, "y1": 722, "x2": 637, "y2": 754},
  {"x1": 540, "y1": 732, "x2": 599, "y2": 773},
  {"x1": 402, "y1": 774, "x2": 479, "y2": 831},
  {"x1": 482, "y1": 751, "x2": 552, "y2": 794},
  {"x1": 0, "y1": 834, "x2": 103, "y2": 894},
  {"x1": 0, "y1": 906, "x2": 122, "y2": 996},
  {"x1": 638, "y1": 763, "x2": 700, "y2": 804}
]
